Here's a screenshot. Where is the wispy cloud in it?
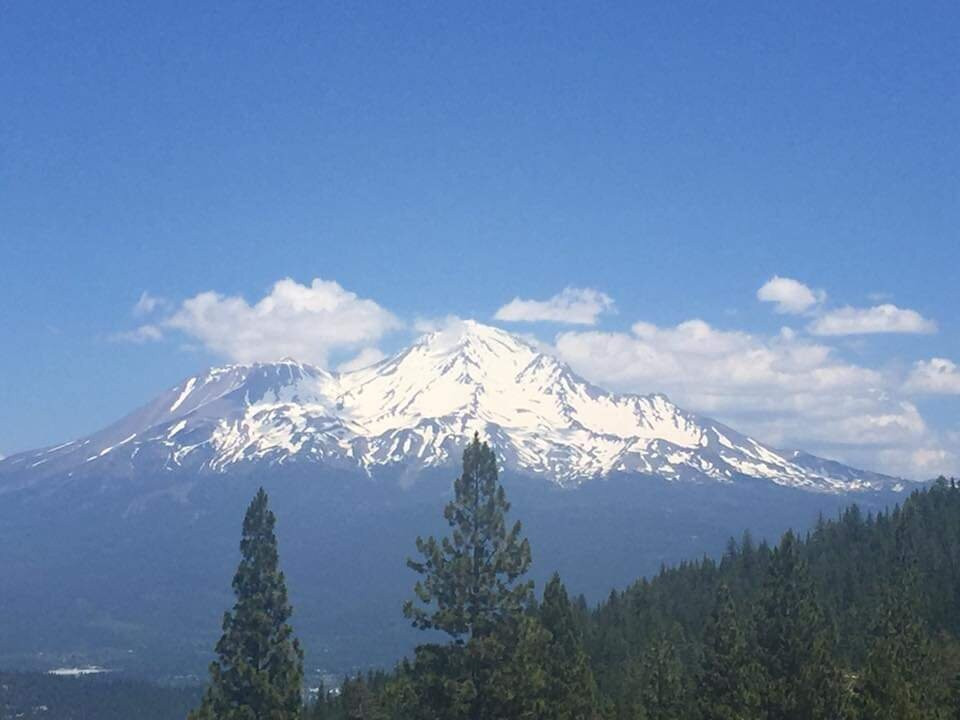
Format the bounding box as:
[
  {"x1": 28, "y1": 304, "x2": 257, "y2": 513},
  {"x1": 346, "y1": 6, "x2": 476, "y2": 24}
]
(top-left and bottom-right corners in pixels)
[
  {"x1": 808, "y1": 304, "x2": 936, "y2": 336},
  {"x1": 494, "y1": 287, "x2": 615, "y2": 325},
  {"x1": 110, "y1": 324, "x2": 164, "y2": 344},
  {"x1": 757, "y1": 276, "x2": 825, "y2": 314},
  {"x1": 132, "y1": 291, "x2": 166, "y2": 317}
]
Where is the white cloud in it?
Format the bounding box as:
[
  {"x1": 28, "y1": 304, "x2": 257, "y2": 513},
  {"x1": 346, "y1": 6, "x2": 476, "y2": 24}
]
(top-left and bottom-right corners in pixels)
[
  {"x1": 164, "y1": 278, "x2": 401, "y2": 366},
  {"x1": 337, "y1": 347, "x2": 387, "y2": 373},
  {"x1": 555, "y1": 320, "x2": 883, "y2": 409},
  {"x1": 133, "y1": 291, "x2": 165, "y2": 317},
  {"x1": 757, "y1": 276, "x2": 825, "y2": 314},
  {"x1": 494, "y1": 287, "x2": 615, "y2": 325},
  {"x1": 552, "y1": 319, "x2": 952, "y2": 478},
  {"x1": 904, "y1": 358, "x2": 960, "y2": 395},
  {"x1": 808, "y1": 304, "x2": 936, "y2": 336},
  {"x1": 111, "y1": 324, "x2": 164, "y2": 344},
  {"x1": 875, "y1": 444, "x2": 959, "y2": 481}
]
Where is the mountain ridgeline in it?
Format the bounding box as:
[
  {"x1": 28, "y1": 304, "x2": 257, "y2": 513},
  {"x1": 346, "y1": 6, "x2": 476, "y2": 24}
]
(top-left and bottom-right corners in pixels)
[{"x1": 0, "y1": 322, "x2": 916, "y2": 677}]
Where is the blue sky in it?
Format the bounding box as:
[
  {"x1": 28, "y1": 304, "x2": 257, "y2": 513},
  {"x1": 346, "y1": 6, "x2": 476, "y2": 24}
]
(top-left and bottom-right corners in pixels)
[{"x1": 1, "y1": 2, "x2": 958, "y2": 478}]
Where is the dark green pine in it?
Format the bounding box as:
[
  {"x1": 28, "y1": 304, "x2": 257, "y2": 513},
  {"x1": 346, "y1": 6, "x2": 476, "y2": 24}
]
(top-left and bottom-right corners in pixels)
[
  {"x1": 697, "y1": 582, "x2": 757, "y2": 720},
  {"x1": 404, "y1": 432, "x2": 533, "y2": 640},
  {"x1": 403, "y1": 433, "x2": 534, "y2": 720},
  {"x1": 539, "y1": 573, "x2": 597, "y2": 720},
  {"x1": 638, "y1": 631, "x2": 687, "y2": 720},
  {"x1": 854, "y1": 553, "x2": 944, "y2": 720},
  {"x1": 754, "y1": 530, "x2": 844, "y2": 720},
  {"x1": 189, "y1": 487, "x2": 304, "y2": 720}
]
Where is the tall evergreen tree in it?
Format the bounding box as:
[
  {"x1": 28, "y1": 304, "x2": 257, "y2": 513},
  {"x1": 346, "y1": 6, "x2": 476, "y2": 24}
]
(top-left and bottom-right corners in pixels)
[
  {"x1": 489, "y1": 613, "x2": 551, "y2": 720},
  {"x1": 539, "y1": 573, "x2": 597, "y2": 720},
  {"x1": 697, "y1": 582, "x2": 756, "y2": 720},
  {"x1": 754, "y1": 530, "x2": 844, "y2": 720},
  {"x1": 855, "y1": 530, "x2": 945, "y2": 720},
  {"x1": 637, "y1": 631, "x2": 687, "y2": 720},
  {"x1": 189, "y1": 488, "x2": 304, "y2": 720},
  {"x1": 403, "y1": 434, "x2": 533, "y2": 719},
  {"x1": 405, "y1": 434, "x2": 532, "y2": 639},
  {"x1": 854, "y1": 592, "x2": 934, "y2": 720}
]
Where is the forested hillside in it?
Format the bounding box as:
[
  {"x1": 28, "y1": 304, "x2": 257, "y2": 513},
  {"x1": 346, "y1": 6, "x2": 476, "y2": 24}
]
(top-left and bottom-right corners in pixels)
[
  {"x1": 579, "y1": 477, "x2": 960, "y2": 718},
  {"x1": 310, "y1": 477, "x2": 960, "y2": 719}
]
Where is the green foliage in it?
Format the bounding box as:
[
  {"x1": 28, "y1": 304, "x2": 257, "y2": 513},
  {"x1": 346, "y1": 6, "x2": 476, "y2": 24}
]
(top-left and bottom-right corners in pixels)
[
  {"x1": 539, "y1": 573, "x2": 597, "y2": 720},
  {"x1": 853, "y1": 582, "x2": 943, "y2": 720},
  {"x1": 697, "y1": 583, "x2": 757, "y2": 720},
  {"x1": 636, "y1": 631, "x2": 687, "y2": 720},
  {"x1": 488, "y1": 613, "x2": 552, "y2": 719},
  {"x1": 404, "y1": 433, "x2": 533, "y2": 641},
  {"x1": 753, "y1": 530, "x2": 845, "y2": 720},
  {"x1": 572, "y1": 479, "x2": 960, "y2": 720},
  {"x1": 400, "y1": 434, "x2": 535, "y2": 719},
  {"x1": 190, "y1": 487, "x2": 304, "y2": 720},
  {"x1": 200, "y1": 468, "x2": 960, "y2": 720}
]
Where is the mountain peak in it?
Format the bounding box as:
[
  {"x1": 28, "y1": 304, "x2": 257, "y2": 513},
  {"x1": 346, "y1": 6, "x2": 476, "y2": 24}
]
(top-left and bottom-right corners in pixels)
[
  {"x1": 414, "y1": 319, "x2": 535, "y2": 357},
  {"x1": 0, "y1": 321, "x2": 902, "y2": 494}
]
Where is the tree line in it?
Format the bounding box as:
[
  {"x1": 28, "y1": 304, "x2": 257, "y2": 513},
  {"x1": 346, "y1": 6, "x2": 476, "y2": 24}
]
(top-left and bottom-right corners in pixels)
[{"x1": 190, "y1": 434, "x2": 960, "y2": 719}]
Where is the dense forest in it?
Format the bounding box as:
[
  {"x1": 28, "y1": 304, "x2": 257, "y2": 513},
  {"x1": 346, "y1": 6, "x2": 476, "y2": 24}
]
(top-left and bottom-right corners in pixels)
[
  {"x1": 308, "y1": 477, "x2": 960, "y2": 720},
  {"x1": 185, "y1": 434, "x2": 960, "y2": 719}
]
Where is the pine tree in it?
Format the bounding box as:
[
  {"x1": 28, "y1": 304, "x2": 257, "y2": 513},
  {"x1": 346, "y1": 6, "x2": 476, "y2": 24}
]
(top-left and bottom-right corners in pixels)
[
  {"x1": 854, "y1": 530, "x2": 946, "y2": 720},
  {"x1": 489, "y1": 613, "x2": 551, "y2": 719},
  {"x1": 697, "y1": 583, "x2": 756, "y2": 720},
  {"x1": 403, "y1": 434, "x2": 533, "y2": 719},
  {"x1": 637, "y1": 632, "x2": 686, "y2": 720},
  {"x1": 854, "y1": 593, "x2": 932, "y2": 720},
  {"x1": 539, "y1": 573, "x2": 597, "y2": 720},
  {"x1": 754, "y1": 530, "x2": 844, "y2": 720},
  {"x1": 189, "y1": 488, "x2": 304, "y2": 720},
  {"x1": 405, "y1": 433, "x2": 533, "y2": 639}
]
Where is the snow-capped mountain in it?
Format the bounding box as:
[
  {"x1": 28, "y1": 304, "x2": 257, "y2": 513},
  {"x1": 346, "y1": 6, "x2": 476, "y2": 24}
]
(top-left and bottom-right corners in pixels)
[
  {"x1": 0, "y1": 321, "x2": 899, "y2": 493},
  {"x1": 0, "y1": 322, "x2": 912, "y2": 678}
]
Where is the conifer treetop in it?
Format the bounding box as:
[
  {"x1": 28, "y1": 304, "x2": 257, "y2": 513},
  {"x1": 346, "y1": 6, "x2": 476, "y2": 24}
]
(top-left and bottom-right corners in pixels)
[
  {"x1": 190, "y1": 487, "x2": 304, "y2": 720},
  {"x1": 404, "y1": 433, "x2": 533, "y2": 641}
]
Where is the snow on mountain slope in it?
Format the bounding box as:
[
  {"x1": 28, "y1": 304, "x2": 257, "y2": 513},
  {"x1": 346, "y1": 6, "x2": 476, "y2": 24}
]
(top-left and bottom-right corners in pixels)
[{"x1": 0, "y1": 321, "x2": 900, "y2": 493}]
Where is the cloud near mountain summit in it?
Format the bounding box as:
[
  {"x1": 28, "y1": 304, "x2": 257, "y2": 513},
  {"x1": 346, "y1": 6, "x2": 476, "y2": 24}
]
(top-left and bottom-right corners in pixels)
[
  {"x1": 163, "y1": 278, "x2": 401, "y2": 367},
  {"x1": 116, "y1": 276, "x2": 957, "y2": 480}
]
